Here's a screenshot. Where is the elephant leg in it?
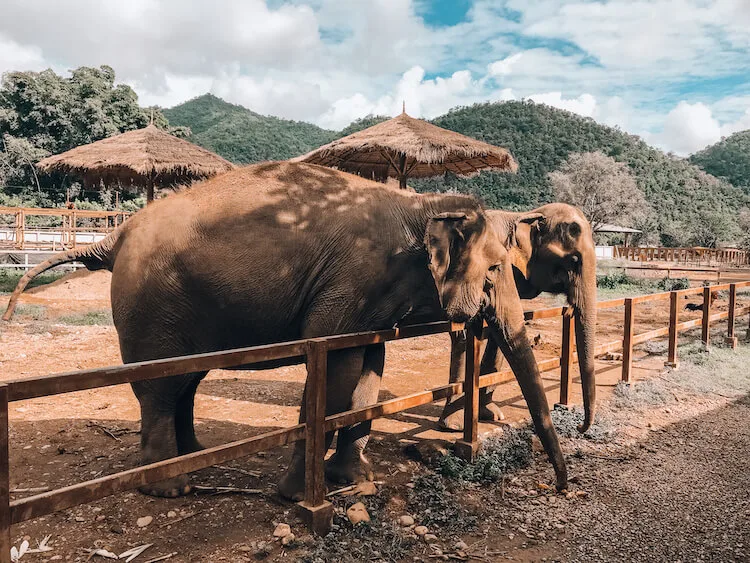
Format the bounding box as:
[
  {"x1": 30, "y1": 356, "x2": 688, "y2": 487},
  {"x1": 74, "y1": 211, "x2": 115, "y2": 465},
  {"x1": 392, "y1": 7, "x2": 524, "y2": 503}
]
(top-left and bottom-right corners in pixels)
[
  {"x1": 326, "y1": 343, "x2": 385, "y2": 484},
  {"x1": 438, "y1": 330, "x2": 468, "y2": 431},
  {"x1": 478, "y1": 341, "x2": 506, "y2": 422},
  {"x1": 132, "y1": 374, "x2": 203, "y2": 498},
  {"x1": 278, "y1": 347, "x2": 367, "y2": 501},
  {"x1": 439, "y1": 333, "x2": 505, "y2": 432},
  {"x1": 176, "y1": 374, "x2": 207, "y2": 455}
]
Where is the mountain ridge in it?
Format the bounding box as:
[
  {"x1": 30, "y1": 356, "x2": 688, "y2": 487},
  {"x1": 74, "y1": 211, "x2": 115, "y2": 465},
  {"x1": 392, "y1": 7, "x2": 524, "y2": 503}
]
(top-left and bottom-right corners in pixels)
[{"x1": 164, "y1": 94, "x2": 748, "y2": 246}]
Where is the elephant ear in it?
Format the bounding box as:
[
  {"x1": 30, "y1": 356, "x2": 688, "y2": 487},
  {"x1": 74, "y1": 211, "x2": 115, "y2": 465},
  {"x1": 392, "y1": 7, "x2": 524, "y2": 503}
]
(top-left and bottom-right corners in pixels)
[
  {"x1": 425, "y1": 212, "x2": 470, "y2": 291},
  {"x1": 510, "y1": 212, "x2": 545, "y2": 247}
]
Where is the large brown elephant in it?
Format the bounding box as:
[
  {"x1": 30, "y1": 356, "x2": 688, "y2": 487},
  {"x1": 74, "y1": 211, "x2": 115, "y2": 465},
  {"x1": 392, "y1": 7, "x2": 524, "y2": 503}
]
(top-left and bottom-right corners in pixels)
[
  {"x1": 3, "y1": 163, "x2": 569, "y2": 498},
  {"x1": 439, "y1": 203, "x2": 598, "y2": 433}
]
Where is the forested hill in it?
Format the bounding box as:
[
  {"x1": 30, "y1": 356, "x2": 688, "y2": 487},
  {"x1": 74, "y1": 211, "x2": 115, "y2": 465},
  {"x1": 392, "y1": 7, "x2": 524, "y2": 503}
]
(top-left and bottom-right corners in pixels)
[
  {"x1": 414, "y1": 101, "x2": 747, "y2": 245},
  {"x1": 162, "y1": 94, "x2": 336, "y2": 163},
  {"x1": 164, "y1": 95, "x2": 747, "y2": 246},
  {"x1": 689, "y1": 130, "x2": 750, "y2": 192}
]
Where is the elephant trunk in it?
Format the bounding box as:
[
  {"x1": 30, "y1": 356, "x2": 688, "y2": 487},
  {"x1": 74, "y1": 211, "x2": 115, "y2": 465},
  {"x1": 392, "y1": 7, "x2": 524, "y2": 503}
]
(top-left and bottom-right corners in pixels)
[{"x1": 572, "y1": 252, "x2": 597, "y2": 433}]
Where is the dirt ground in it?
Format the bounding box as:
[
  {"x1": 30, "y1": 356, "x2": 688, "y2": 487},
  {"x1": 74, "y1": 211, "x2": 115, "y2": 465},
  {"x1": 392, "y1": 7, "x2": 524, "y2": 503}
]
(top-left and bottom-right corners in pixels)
[{"x1": 1, "y1": 270, "x2": 749, "y2": 562}]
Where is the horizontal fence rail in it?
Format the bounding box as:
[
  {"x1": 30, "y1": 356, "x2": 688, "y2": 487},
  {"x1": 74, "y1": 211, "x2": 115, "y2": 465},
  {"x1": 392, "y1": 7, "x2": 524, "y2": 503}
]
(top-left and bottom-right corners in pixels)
[
  {"x1": 0, "y1": 206, "x2": 131, "y2": 251},
  {"x1": 615, "y1": 245, "x2": 749, "y2": 266},
  {"x1": 1, "y1": 280, "x2": 750, "y2": 557}
]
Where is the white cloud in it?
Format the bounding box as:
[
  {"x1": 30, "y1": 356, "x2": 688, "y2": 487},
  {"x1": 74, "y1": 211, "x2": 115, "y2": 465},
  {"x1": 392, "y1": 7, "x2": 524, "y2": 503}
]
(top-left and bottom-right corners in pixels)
[
  {"x1": 528, "y1": 92, "x2": 597, "y2": 118},
  {"x1": 0, "y1": 34, "x2": 45, "y2": 75},
  {"x1": 487, "y1": 53, "x2": 523, "y2": 77},
  {"x1": 0, "y1": 0, "x2": 747, "y2": 154},
  {"x1": 655, "y1": 102, "x2": 722, "y2": 155}
]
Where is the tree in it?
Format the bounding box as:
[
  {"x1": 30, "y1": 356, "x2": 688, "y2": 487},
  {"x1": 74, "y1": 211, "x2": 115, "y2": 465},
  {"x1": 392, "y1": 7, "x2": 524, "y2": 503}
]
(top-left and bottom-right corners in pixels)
[
  {"x1": 548, "y1": 151, "x2": 650, "y2": 231},
  {"x1": 738, "y1": 208, "x2": 750, "y2": 250},
  {"x1": 0, "y1": 65, "x2": 168, "y2": 206}
]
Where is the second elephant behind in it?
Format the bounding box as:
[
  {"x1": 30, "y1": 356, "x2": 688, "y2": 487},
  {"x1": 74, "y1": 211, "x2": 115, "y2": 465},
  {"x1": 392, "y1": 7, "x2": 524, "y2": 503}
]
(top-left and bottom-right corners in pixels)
[{"x1": 439, "y1": 203, "x2": 598, "y2": 433}]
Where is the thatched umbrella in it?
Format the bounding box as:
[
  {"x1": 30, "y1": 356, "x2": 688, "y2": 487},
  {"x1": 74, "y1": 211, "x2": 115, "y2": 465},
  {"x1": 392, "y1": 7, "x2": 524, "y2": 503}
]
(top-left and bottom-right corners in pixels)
[
  {"x1": 36, "y1": 125, "x2": 235, "y2": 202},
  {"x1": 295, "y1": 109, "x2": 517, "y2": 188}
]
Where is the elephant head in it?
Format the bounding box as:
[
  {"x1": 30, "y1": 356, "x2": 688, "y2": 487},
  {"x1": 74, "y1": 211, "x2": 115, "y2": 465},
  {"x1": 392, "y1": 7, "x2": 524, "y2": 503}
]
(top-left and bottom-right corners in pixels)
[
  {"x1": 500, "y1": 203, "x2": 598, "y2": 432},
  {"x1": 425, "y1": 211, "x2": 506, "y2": 323},
  {"x1": 427, "y1": 208, "x2": 568, "y2": 488}
]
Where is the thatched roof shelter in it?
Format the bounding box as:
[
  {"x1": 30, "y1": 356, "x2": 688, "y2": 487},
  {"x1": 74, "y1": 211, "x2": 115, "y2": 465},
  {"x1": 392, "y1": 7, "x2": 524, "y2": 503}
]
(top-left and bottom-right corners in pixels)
[
  {"x1": 295, "y1": 110, "x2": 517, "y2": 188},
  {"x1": 36, "y1": 125, "x2": 235, "y2": 202}
]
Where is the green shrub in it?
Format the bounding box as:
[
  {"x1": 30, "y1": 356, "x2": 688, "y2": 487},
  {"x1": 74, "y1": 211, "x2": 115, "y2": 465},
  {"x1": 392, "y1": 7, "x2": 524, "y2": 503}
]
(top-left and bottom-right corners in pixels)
[
  {"x1": 657, "y1": 277, "x2": 690, "y2": 291},
  {"x1": 0, "y1": 270, "x2": 65, "y2": 294},
  {"x1": 437, "y1": 426, "x2": 533, "y2": 483},
  {"x1": 596, "y1": 271, "x2": 635, "y2": 289}
]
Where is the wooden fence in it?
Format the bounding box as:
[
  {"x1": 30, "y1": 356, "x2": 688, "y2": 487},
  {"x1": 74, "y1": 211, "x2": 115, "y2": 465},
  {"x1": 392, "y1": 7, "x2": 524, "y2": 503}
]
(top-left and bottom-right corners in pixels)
[
  {"x1": 2, "y1": 281, "x2": 750, "y2": 559},
  {"x1": 0, "y1": 207, "x2": 130, "y2": 251},
  {"x1": 615, "y1": 246, "x2": 749, "y2": 266}
]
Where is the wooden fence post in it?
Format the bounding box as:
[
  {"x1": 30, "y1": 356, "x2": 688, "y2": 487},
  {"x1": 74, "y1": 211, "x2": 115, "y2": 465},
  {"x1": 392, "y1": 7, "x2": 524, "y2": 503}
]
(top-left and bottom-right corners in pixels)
[
  {"x1": 557, "y1": 311, "x2": 574, "y2": 406},
  {"x1": 298, "y1": 339, "x2": 333, "y2": 535},
  {"x1": 0, "y1": 385, "x2": 10, "y2": 563},
  {"x1": 701, "y1": 286, "x2": 711, "y2": 348},
  {"x1": 726, "y1": 284, "x2": 738, "y2": 349},
  {"x1": 622, "y1": 298, "x2": 635, "y2": 382},
  {"x1": 455, "y1": 327, "x2": 481, "y2": 462},
  {"x1": 666, "y1": 291, "x2": 679, "y2": 368}
]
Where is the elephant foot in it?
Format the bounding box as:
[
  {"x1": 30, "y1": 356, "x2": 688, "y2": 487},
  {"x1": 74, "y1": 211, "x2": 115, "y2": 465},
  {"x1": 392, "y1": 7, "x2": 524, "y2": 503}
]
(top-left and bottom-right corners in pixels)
[
  {"x1": 139, "y1": 475, "x2": 192, "y2": 498},
  {"x1": 325, "y1": 451, "x2": 373, "y2": 485},
  {"x1": 438, "y1": 404, "x2": 464, "y2": 432},
  {"x1": 178, "y1": 436, "x2": 205, "y2": 455},
  {"x1": 438, "y1": 401, "x2": 505, "y2": 432},
  {"x1": 481, "y1": 402, "x2": 505, "y2": 422},
  {"x1": 278, "y1": 462, "x2": 306, "y2": 502}
]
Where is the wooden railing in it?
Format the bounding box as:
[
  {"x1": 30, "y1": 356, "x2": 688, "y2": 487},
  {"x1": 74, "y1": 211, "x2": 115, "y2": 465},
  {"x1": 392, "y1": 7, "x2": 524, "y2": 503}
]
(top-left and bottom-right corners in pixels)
[
  {"x1": 2, "y1": 281, "x2": 750, "y2": 558},
  {"x1": 0, "y1": 207, "x2": 131, "y2": 251},
  {"x1": 615, "y1": 246, "x2": 749, "y2": 266}
]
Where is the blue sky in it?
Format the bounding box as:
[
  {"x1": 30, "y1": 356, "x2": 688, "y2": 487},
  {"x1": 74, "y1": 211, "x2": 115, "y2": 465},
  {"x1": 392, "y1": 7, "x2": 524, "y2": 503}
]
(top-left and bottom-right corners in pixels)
[{"x1": 1, "y1": 0, "x2": 749, "y2": 155}]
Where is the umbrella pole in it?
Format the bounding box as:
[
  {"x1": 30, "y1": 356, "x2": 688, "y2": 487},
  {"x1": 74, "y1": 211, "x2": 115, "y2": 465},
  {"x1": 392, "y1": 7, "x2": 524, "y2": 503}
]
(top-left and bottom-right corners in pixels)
[
  {"x1": 147, "y1": 171, "x2": 156, "y2": 204},
  {"x1": 398, "y1": 153, "x2": 407, "y2": 189}
]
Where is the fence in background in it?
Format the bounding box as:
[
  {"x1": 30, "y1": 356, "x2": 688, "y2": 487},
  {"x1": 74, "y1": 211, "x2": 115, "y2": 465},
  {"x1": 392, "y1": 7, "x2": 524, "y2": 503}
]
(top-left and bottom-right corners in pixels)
[
  {"x1": 615, "y1": 246, "x2": 749, "y2": 266},
  {"x1": 0, "y1": 207, "x2": 131, "y2": 251},
  {"x1": 1, "y1": 281, "x2": 750, "y2": 558}
]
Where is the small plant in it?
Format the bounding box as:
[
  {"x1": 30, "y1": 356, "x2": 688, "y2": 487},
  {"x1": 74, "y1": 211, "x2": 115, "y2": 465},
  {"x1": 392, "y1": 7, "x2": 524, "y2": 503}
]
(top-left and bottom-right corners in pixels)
[
  {"x1": 407, "y1": 473, "x2": 477, "y2": 533},
  {"x1": 596, "y1": 271, "x2": 634, "y2": 289},
  {"x1": 437, "y1": 426, "x2": 533, "y2": 483},
  {"x1": 657, "y1": 277, "x2": 690, "y2": 291}
]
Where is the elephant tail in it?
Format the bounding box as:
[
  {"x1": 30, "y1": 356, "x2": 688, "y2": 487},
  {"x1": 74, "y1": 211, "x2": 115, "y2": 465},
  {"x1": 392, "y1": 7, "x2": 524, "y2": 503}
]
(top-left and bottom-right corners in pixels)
[{"x1": 2, "y1": 230, "x2": 120, "y2": 321}]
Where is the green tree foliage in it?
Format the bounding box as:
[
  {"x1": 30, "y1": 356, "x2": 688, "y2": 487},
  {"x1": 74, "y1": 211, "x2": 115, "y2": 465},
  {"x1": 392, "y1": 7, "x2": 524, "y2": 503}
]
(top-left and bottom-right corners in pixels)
[
  {"x1": 689, "y1": 130, "x2": 750, "y2": 192},
  {"x1": 549, "y1": 151, "x2": 648, "y2": 230},
  {"x1": 410, "y1": 101, "x2": 747, "y2": 247},
  {"x1": 162, "y1": 94, "x2": 336, "y2": 163},
  {"x1": 0, "y1": 65, "x2": 167, "y2": 207}
]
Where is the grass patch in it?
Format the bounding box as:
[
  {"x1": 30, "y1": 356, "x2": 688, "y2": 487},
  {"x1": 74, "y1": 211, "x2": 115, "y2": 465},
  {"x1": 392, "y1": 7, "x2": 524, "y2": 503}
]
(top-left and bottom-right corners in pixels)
[
  {"x1": 58, "y1": 310, "x2": 113, "y2": 326},
  {"x1": 610, "y1": 380, "x2": 673, "y2": 410},
  {"x1": 437, "y1": 426, "x2": 533, "y2": 483},
  {"x1": 14, "y1": 304, "x2": 47, "y2": 321},
  {"x1": 0, "y1": 270, "x2": 65, "y2": 294},
  {"x1": 664, "y1": 341, "x2": 750, "y2": 397}
]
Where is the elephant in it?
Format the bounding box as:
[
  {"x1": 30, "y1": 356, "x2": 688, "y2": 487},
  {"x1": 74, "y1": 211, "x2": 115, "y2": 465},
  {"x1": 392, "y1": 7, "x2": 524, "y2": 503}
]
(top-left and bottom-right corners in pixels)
[
  {"x1": 3, "y1": 162, "x2": 569, "y2": 498},
  {"x1": 438, "y1": 203, "x2": 598, "y2": 434}
]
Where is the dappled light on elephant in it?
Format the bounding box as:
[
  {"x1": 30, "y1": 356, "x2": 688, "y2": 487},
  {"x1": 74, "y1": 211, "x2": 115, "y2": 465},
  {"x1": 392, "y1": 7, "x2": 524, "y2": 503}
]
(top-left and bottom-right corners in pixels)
[{"x1": 2, "y1": 162, "x2": 571, "y2": 498}]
